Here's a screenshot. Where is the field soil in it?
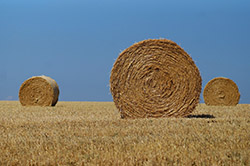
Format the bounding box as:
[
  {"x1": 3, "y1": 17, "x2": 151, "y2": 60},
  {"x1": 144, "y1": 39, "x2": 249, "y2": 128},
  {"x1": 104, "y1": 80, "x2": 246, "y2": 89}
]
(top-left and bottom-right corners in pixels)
[{"x1": 0, "y1": 101, "x2": 249, "y2": 165}]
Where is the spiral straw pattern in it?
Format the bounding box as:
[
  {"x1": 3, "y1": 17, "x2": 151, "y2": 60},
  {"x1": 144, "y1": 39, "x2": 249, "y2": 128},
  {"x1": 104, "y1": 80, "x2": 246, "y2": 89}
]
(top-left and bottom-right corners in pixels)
[
  {"x1": 203, "y1": 77, "x2": 240, "y2": 106},
  {"x1": 110, "y1": 39, "x2": 202, "y2": 118},
  {"x1": 19, "y1": 76, "x2": 59, "y2": 106}
]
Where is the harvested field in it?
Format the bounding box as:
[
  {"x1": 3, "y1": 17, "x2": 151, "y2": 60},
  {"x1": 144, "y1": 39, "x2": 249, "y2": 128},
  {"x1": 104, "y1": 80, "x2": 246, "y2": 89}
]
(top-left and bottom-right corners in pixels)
[{"x1": 0, "y1": 101, "x2": 249, "y2": 165}]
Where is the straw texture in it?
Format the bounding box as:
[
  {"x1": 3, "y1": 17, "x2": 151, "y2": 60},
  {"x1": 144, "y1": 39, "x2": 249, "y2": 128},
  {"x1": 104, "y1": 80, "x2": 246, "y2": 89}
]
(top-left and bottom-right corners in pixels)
[
  {"x1": 19, "y1": 76, "x2": 59, "y2": 106},
  {"x1": 110, "y1": 39, "x2": 202, "y2": 118},
  {"x1": 203, "y1": 77, "x2": 240, "y2": 106}
]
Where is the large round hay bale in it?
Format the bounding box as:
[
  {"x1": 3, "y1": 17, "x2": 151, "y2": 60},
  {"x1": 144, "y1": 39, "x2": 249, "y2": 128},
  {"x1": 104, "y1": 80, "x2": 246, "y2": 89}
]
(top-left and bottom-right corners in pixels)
[
  {"x1": 203, "y1": 77, "x2": 240, "y2": 106},
  {"x1": 110, "y1": 39, "x2": 202, "y2": 118},
  {"x1": 19, "y1": 76, "x2": 59, "y2": 106}
]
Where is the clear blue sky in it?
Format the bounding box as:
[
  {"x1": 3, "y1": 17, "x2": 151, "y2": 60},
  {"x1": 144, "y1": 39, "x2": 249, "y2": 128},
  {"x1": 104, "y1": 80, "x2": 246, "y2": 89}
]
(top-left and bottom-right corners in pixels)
[{"x1": 0, "y1": 0, "x2": 250, "y2": 103}]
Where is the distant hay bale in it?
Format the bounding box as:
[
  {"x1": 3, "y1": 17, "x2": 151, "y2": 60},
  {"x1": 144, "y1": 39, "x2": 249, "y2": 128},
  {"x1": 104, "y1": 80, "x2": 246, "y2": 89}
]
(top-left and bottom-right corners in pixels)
[
  {"x1": 19, "y1": 76, "x2": 59, "y2": 106},
  {"x1": 110, "y1": 39, "x2": 202, "y2": 118},
  {"x1": 203, "y1": 77, "x2": 240, "y2": 106}
]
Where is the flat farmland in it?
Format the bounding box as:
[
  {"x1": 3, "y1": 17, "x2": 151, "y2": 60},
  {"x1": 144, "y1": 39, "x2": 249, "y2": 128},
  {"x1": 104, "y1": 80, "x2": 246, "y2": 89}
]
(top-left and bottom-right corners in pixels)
[{"x1": 0, "y1": 101, "x2": 249, "y2": 165}]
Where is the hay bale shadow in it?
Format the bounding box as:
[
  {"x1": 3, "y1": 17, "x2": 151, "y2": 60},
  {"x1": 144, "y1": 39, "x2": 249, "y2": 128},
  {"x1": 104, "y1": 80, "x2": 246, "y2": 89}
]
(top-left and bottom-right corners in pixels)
[{"x1": 186, "y1": 114, "x2": 215, "y2": 119}]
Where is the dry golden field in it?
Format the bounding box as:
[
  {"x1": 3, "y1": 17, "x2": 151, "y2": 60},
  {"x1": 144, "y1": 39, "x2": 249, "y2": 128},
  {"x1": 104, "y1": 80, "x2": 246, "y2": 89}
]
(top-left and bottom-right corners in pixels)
[{"x1": 0, "y1": 101, "x2": 249, "y2": 165}]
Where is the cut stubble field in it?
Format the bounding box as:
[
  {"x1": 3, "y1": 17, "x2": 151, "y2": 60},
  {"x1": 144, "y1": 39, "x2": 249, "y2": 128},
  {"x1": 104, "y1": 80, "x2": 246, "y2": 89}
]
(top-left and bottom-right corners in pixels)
[{"x1": 0, "y1": 101, "x2": 249, "y2": 165}]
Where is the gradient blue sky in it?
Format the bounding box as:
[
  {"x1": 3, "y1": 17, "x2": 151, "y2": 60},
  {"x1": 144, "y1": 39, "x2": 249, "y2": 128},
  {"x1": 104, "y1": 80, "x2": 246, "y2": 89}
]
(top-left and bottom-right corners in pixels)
[{"x1": 0, "y1": 0, "x2": 250, "y2": 103}]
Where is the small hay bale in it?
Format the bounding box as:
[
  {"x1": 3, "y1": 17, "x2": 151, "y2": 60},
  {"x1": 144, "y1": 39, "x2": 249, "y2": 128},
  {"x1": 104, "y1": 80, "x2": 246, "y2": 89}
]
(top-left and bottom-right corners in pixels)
[
  {"x1": 19, "y1": 75, "x2": 59, "y2": 106},
  {"x1": 110, "y1": 39, "x2": 202, "y2": 118},
  {"x1": 203, "y1": 77, "x2": 240, "y2": 106}
]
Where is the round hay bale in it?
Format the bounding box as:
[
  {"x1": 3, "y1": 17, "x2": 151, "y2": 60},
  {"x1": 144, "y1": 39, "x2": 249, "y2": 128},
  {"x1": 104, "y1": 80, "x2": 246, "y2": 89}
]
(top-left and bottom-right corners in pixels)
[
  {"x1": 19, "y1": 76, "x2": 59, "y2": 106},
  {"x1": 110, "y1": 39, "x2": 202, "y2": 118},
  {"x1": 203, "y1": 77, "x2": 240, "y2": 106}
]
